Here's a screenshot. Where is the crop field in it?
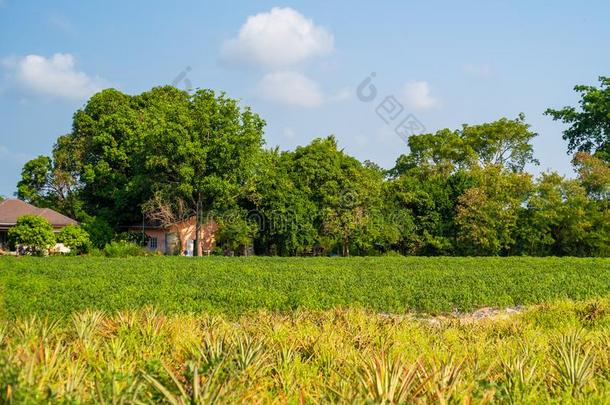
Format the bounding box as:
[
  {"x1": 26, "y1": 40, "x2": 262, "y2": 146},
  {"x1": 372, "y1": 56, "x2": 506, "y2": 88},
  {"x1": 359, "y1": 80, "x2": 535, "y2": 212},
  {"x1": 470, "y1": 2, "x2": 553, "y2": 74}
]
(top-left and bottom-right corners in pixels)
[
  {"x1": 2, "y1": 256, "x2": 610, "y2": 319},
  {"x1": 2, "y1": 299, "x2": 610, "y2": 403},
  {"x1": 2, "y1": 256, "x2": 610, "y2": 403}
]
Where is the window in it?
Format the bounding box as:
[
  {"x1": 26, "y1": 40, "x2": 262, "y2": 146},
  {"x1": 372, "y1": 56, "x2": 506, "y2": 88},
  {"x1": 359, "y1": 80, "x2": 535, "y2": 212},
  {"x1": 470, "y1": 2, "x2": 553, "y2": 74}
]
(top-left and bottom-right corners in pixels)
[{"x1": 149, "y1": 237, "x2": 158, "y2": 249}]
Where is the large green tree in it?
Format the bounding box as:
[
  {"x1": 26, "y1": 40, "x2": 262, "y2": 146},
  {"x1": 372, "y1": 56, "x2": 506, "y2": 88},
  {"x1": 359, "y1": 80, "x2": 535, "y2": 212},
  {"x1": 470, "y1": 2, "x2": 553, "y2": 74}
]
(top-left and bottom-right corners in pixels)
[
  {"x1": 455, "y1": 166, "x2": 533, "y2": 255},
  {"x1": 517, "y1": 172, "x2": 601, "y2": 256},
  {"x1": 283, "y1": 136, "x2": 391, "y2": 256},
  {"x1": 385, "y1": 170, "x2": 474, "y2": 255},
  {"x1": 18, "y1": 86, "x2": 265, "y2": 255},
  {"x1": 546, "y1": 76, "x2": 610, "y2": 161},
  {"x1": 388, "y1": 116, "x2": 537, "y2": 255},
  {"x1": 17, "y1": 138, "x2": 82, "y2": 218},
  {"x1": 392, "y1": 115, "x2": 538, "y2": 176},
  {"x1": 572, "y1": 152, "x2": 610, "y2": 200},
  {"x1": 250, "y1": 148, "x2": 318, "y2": 255},
  {"x1": 144, "y1": 88, "x2": 265, "y2": 255}
]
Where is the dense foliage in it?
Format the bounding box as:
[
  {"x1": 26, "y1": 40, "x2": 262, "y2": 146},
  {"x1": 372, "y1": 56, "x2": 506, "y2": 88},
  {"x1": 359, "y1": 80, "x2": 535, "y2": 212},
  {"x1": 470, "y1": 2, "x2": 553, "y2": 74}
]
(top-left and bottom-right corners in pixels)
[
  {"x1": 546, "y1": 76, "x2": 610, "y2": 160},
  {"x1": 1, "y1": 257, "x2": 610, "y2": 318},
  {"x1": 2, "y1": 300, "x2": 610, "y2": 403},
  {"x1": 6, "y1": 215, "x2": 55, "y2": 255},
  {"x1": 56, "y1": 225, "x2": 91, "y2": 255},
  {"x1": 100, "y1": 241, "x2": 147, "y2": 258},
  {"x1": 16, "y1": 77, "x2": 610, "y2": 256}
]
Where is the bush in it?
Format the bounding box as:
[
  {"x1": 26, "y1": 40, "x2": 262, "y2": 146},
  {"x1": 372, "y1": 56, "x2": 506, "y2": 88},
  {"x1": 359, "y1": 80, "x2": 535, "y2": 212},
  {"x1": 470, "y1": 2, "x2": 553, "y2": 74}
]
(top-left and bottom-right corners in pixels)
[
  {"x1": 103, "y1": 241, "x2": 146, "y2": 258},
  {"x1": 57, "y1": 225, "x2": 91, "y2": 255},
  {"x1": 82, "y1": 217, "x2": 115, "y2": 249},
  {"x1": 7, "y1": 215, "x2": 56, "y2": 255},
  {"x1": 114, "y1": 231, "x2": 150, "y2": 247}
]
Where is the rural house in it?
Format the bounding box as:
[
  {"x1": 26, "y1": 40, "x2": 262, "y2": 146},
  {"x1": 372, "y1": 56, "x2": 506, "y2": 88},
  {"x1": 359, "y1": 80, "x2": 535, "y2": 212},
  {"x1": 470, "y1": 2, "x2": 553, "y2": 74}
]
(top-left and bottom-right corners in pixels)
[
  {"x1": 0, "y1": 199, "x2": 78, "y2": 250},
  {"x1": 127, "y1": 217, "x2": 218, "y2": 256}
]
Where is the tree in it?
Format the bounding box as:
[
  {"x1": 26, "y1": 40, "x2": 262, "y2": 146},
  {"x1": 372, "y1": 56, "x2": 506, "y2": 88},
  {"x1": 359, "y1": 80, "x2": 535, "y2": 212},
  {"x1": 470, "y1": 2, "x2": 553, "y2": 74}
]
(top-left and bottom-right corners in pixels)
[
  {"x1": 144, "y1": 88, "x2": 265, "y2": 256},
  {"x1": 16, "y1": 151, "x2": 81, "y2": 218},
  {"x1": 216, "y1": 208, "x2": 258, "y2": 255},
  {"x1": 19, "y1": 86, "x2": 266, "y2": 256},
  {"x1": 81, "y1": 216, "x2": 115, "y2": 249},
  {"x1": 386, "y1": 170, "x2": 474, "y2": 255},
  {"x1": 391, "y1": 115, "x2": 538, "y2": 176},
  {"x1": 461, "y1": 114, "x2": 539, "y2": 171},
  {"x1": 455, "y1": 166, "x2": 533, "y2": 255},
  {"x1": 8, "y1": 215, "x2": 56, "y2": 255},
  {"x1": 142, "y1": 193, "x2": 194, "y2": 254},
  {"x1": 517, "y1": 172, "x2": 598, "y2": 256},
  {"x1": 250, "y1": 148, "x2": 318, "y2": 255},
  {"x1": 17, "y1": 156, "x2": 51, "y2": 205},
  {"x1": 285, "y1": 136, "x2": 387, "y2": 256},
  {"x1": 143, "y1": 194, "x2": 192, "y2": 229},
  {"x1": 546, "y1": 76, "x2": 610, "y2": 161},
  {"x1": 57, "y1": 225, "x2": 91, "y2": 255},
  {"x1": 572, "y1": 152, "x2": 610, "y2": 200}
]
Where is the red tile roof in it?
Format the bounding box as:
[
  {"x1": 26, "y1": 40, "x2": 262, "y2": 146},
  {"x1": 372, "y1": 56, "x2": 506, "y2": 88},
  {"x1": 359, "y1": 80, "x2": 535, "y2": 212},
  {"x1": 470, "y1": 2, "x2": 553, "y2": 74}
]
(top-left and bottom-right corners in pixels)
[{"x1": 0, "y1": 199, "x2": 78, "y2": 228}]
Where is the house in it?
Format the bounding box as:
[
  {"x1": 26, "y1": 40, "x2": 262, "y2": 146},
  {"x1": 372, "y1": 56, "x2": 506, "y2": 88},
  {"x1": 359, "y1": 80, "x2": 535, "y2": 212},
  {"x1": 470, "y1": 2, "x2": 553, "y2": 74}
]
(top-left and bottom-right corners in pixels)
[
  {"x1": 0, "y1": 199, "x2": 78, "y2": 250},
  {"x1": 127, "y1": 217, "x2": 218, "y2": 256}
]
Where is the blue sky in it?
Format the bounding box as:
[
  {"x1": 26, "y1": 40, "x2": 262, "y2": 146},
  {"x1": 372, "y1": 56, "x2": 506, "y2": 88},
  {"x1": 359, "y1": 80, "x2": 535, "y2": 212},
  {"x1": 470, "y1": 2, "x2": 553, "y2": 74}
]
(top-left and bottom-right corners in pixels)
[{"x1": 1, "y1": 0, "x2": 609, "y2": 197}]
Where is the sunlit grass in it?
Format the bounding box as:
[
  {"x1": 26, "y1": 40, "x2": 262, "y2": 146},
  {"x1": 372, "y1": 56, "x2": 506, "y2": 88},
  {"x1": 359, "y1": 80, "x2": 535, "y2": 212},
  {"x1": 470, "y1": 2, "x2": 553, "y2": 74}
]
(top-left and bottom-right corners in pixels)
[{"x1": 2, "y1": 256, "x2": 610, "y2": 318}]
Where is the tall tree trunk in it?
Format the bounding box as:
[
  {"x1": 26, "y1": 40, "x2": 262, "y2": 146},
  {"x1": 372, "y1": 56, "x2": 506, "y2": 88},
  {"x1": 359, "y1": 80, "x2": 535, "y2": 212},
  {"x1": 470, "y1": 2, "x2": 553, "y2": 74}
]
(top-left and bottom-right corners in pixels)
[
  {"x1": 342, "y1": 236, "x2": 350, "y2": 257},
  {"x1": 194, "y1": 197, "x2": 202, "y2": 257}
]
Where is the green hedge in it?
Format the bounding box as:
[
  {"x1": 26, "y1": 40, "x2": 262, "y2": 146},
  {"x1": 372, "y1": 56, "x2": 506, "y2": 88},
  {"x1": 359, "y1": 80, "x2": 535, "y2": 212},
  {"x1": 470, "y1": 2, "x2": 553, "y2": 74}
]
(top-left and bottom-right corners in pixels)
[{"x1": 1, "y1": 256, "x2": 609, "y2": 318}]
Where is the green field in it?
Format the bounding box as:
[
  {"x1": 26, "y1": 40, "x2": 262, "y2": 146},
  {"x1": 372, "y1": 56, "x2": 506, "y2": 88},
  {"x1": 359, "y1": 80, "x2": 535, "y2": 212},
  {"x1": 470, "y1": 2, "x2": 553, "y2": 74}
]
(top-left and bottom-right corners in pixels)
[
  {"x1": 3, "y1": 256, "x2": 610, "y2": 403},
  {"x1": 2, "y1": 256, "x2": 610, "y2": 319}
]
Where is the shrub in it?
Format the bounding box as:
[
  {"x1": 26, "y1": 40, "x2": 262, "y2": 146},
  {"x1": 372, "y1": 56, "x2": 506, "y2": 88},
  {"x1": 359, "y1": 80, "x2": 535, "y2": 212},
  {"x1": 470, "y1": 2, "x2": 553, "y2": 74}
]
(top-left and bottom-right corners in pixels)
[
  {"x1": 57, "y1": 225, "x2": 91, "y2": 255},
  {"x1": 7, "y1": 215, "x2": 56, "y2": 255},
  {"x1": 103, "y1": 241, "x2": 146, "y2": 258},
  {"x1": 114, "y1": 231, "x2": 150, "y2": 247},
  {"x1": 82, "y1": 217, "x2": 115, "y2": 248}
]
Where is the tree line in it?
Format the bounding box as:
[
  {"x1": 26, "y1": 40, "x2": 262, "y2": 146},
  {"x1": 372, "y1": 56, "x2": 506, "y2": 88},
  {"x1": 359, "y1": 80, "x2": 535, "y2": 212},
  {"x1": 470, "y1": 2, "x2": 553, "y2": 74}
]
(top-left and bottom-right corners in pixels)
[{"x1": 15, "y1": 76, "x2": 610, "y2": 256}]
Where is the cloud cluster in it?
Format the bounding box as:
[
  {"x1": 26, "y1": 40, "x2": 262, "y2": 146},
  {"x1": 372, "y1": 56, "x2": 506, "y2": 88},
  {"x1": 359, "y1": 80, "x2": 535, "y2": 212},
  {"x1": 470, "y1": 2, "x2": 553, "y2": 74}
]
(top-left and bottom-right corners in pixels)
[
  {"x1": 222, "y1": 7, "x2": 334, "y2": 70},
  {"x1": 403, "y1": 81, "x2": 440, "y2": 110},
  {"x1": 223, "y1": 7, "x2": 335, "y2": 108},
  {"x1": 2, "y1": 53, "x2": 107, "y2": 100}
]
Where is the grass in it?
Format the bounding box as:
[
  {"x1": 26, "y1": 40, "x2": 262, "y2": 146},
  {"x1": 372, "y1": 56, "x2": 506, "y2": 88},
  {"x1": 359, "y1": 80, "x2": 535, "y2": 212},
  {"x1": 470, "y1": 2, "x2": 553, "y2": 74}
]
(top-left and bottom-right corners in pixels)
[
  {"x1": 1, "y1": 256, "x2": 610, "y2": 319},
  {"x1": 2, "y1": 299, "x2": 610, "y2": 403}
]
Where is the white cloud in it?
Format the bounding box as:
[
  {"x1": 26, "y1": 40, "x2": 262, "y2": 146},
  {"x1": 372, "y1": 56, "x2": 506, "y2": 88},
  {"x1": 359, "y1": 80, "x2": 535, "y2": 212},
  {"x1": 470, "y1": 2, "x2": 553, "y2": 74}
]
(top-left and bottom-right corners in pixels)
[
  {"x1": 2, "y1": 53, "x2": 108, "y2": 100},
  {"x1": 403, "y1": 81, "x2": 440, "y2": 110},
  {"x1": 462, "y1": 63, "x2": 493, "y2": 78},
  {"x1": 222, "y1": 7, "x2": 334, "y2": 69},
  {"x1": 257, "y1": 71, "x2": 324, "y2": 107}
]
